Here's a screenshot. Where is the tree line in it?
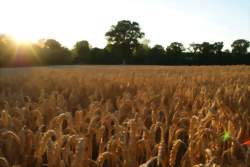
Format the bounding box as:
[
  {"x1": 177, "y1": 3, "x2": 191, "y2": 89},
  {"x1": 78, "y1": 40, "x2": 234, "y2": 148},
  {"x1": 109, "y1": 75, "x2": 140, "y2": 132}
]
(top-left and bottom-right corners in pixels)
[{"x1": 0, "y1": 20, "x2": 249, "y2": 67}]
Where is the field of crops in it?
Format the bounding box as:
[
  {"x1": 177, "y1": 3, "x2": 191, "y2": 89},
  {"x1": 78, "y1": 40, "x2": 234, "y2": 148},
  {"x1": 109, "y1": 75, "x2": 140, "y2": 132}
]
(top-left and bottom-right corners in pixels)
[{"x1": 0, "y1": 65, "x2": 250, "y2": 167}]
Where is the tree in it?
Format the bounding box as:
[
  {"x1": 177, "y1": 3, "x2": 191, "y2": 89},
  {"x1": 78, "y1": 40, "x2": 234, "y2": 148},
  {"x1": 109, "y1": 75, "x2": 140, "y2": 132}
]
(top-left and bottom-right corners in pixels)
[
  {"x1": 41, "y1": 39, "x2": 71, "y2": 65},
  {"x1": 148, "y1": 45, "x2": 165, "y2": 64},
  {"x1": 189, "y1": 43, "x2": 200, "y2": 54},
  {"x1": 105, "y1": 20, "x2": 145, "y2": 63},
  {"x1": 73, "y1": 40, "x2": 91, "y2": 64},
  {"x1": 0, "y1": 35, "x2": 18, "y2": 66},
  {"x1": 166, "y1": 42, "x2": 185, "y2": 54},
  {"x1": 211, "y1": 42, "x2": 224, "y2": 64},
  {"x1": 89, "y1": 47, "x2": 104, "y2": 64},
  {"x1": 231, "y1": 39, "x2": 250, "y2": 55},
  {"x1": 0, "y1": 35, "x2": 10, "y2": 66},
  {"x1": 104, "y1": 44, "x2": 123, "y2": 64},
  {"x1": 198, "y1": 42, "x2": 214, "y2": 55},
  {"x1": 213, "y1": 42, "x2": 224, "y2": 54},
  {"x1": 133, "y1": 43, "x2": 150, "y2": 64},
  {"x1": 199, "y1": 42, "x2": 214, "y2": 64},
  {"x1": 44, "y1": 39, "x2": 61, "y2": 49}
]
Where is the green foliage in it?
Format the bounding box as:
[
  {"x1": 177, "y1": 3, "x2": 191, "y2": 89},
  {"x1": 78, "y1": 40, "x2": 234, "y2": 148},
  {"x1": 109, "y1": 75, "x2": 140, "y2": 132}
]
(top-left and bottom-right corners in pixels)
[
  {"x1": 105, "y1": 20, "x2": 145, "y2": 48},
  {"x1": 105, "y1": 20, "x2": 145, "y2": 64}
]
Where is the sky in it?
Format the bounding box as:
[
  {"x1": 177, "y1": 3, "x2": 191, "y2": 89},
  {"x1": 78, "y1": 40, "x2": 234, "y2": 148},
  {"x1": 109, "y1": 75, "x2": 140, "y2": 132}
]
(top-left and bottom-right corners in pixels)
[{"x1": 0, "y1": 0, "x2": 249, "y2": 50}]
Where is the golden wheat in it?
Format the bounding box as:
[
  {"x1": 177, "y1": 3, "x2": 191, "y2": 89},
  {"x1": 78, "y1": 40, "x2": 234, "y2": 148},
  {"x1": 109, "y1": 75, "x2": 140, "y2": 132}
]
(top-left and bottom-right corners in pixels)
[{"x1": 0, "y1": 65, "x2": 249, "y2": 167}]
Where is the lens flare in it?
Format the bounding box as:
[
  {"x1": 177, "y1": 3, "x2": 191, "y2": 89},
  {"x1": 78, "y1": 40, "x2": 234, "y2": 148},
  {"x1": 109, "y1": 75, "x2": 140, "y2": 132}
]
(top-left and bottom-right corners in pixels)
[{"x1": 222, "y1": 131, "x2": 230, "y2": 142}]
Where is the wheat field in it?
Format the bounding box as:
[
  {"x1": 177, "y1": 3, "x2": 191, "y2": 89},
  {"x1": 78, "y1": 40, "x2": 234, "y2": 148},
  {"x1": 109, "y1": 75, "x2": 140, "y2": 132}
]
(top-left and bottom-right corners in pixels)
[{"x1": 0, "y1": 65, "x2": 250, "y2": 167}]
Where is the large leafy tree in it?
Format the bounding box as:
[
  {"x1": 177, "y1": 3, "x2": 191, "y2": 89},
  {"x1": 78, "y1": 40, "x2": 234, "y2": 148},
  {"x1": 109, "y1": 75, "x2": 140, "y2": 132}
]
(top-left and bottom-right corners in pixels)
[
  {"x1": 231, "y1": 39, "x2": 250, "y2": 55},
  {"x1": 105, "y1": 20, "x2": 145, "y2": 63}
]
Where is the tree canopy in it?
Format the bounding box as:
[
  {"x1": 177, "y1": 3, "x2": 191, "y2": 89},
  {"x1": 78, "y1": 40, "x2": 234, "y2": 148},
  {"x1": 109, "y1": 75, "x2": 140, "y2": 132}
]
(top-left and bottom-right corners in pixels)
[
  {"x1": 73, "y1": 40, "x2": 91, "y2": 64},
  {"x1": 105, "y1": 20, "x2": 145, "y2": 64},
  {"x1": 166, "y1": 42, "x2": 185, "y2": 55},
  {"x1": 231, "y1": 39, "x2": 250, "y2": 55},
  {"x1": 0, "y1": 20, "x2": 249, "y2": 67},
  {"x1": 105, "y1": 20, "x2": 145, "y2": 48}
]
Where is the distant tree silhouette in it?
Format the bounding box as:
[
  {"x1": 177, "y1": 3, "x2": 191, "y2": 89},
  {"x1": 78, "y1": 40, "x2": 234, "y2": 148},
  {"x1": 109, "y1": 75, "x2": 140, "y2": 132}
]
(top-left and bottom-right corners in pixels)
[
  {"x1": 41, "y1": 39, "x2": 71, "y2": 65},
  {"x1": 231, "y1": 39, "x2": 250, "y2": 64},
  {"x1": 166, "y1": 42, "x2": 186, "y2": 64},
  {"x1": 0, "y1": 35, "x2": 15, "y2": 66},
  {"x1": 133, "y1": 43, "x2": 150, "y2": 64},
  {"x1": 73, "y1": 40, "x2": 91, "y2": 64},
  {"x1": 148, "y1": 45, "x2": 165, "y2": 64},
  {"x1": 104, "y1": 44, "x2": 123, "y2": 64},
  {"x1": 189, "y1": 43, "x2": 200, "y2": 54},
  {"x1": 0, "y1": 35, "x2": 44, "y2": 67},
  {"x1": 0, "y1": 35, "x2": 9, "y2": 66},
  {"x1": 0, "y1": 20, "x2": 250, "y2": 67},
  {"x1": 105, "y1": 20, "x2": 145, "y2": 64},
  {"x1": 198, "y1": 42, "x2": 214, "y2": 55},
  {"x1": 89, "y1": 47, "x2": 104, "y2": 64},
  {"x1": 231, "y1": 39, "x2": 250, "y2": 55},
  {"x1": 166, "y1": 42, "x2": 185, "y2": 55},
  {"x1": 211, "y1": 42, "x2": 224, "y2": 64},
  {"x1": 196, "y1": 42, "x2": 214, "y2": 64},
  {"x1": 44, "y1": 39, "x2": 61, "y2": 49},
  {"x1": 213, "y1": 42, "x2": 224, "y2": 54}
]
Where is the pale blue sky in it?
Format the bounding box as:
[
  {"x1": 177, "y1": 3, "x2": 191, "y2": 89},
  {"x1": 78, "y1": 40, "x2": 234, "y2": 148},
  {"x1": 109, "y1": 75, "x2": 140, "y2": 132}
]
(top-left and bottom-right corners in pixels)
[{"x1": 0, "y1": 0, "x2": 249, "y2": 50}]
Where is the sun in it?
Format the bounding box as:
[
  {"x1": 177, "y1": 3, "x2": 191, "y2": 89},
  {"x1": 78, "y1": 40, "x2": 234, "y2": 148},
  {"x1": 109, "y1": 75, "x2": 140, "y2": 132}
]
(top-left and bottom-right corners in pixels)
[
  {"x1": 13, "y1": 33, "x2": 35, "y2": 44},
  {"x1": 4, "y1": 28, "x2": 38, "y2": 45}
]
